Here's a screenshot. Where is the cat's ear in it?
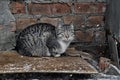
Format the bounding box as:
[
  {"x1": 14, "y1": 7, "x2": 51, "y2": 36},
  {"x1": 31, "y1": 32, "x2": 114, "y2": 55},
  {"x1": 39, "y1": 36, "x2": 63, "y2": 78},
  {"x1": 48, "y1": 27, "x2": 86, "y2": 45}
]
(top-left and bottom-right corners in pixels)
[
  {"x1": 70, "y1": 21, "x2": 74, "y2": 29},
  {"x1": 57, "y1": 21, "x2": 63, "y2": 29},
  {"x1": 58, "y1": 23, "x2": 62, "y2": 29}
]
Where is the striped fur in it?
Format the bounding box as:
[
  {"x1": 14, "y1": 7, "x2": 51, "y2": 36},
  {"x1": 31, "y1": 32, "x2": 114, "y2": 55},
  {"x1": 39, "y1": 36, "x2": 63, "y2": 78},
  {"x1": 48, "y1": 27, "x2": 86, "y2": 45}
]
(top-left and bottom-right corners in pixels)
[{"x1": 16, "y1": 23, "x2": 74, "y2": 57}]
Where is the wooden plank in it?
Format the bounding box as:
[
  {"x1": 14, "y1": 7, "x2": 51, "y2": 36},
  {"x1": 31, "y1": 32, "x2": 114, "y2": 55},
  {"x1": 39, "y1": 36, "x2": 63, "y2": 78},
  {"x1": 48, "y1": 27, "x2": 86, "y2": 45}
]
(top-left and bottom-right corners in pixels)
[
  {"x1": 0, "y1": 51, "x2": 98, "y2": 74},
  {"x1": 108, "y1": 35, "x2": 120, "y2": 68}
]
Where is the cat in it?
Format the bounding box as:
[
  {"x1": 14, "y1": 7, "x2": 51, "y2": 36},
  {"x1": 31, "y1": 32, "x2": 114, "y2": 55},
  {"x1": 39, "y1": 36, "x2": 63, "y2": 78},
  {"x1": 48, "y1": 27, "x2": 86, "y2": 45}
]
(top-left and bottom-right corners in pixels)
[{"x1": 15, "y1": 22, "x2": 74, "y2": 57}]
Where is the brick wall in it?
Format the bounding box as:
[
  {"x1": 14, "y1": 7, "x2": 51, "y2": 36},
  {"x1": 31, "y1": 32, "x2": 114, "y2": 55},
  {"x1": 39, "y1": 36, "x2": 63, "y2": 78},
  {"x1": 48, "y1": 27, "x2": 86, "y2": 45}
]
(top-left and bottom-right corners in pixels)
[{"x1": 9, "y1": 0, "x2": 106, "y2": 57}]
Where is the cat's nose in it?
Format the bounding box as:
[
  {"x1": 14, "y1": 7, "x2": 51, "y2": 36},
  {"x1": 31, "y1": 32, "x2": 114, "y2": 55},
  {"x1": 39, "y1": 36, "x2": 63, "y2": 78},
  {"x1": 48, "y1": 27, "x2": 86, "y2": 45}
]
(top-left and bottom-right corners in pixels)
[
  {"x1": 65, "y1": 33, "x2": 69, "y2": 38},
  {"x1": 65, "y1": 35, "x2": 69, "y2": 40}
]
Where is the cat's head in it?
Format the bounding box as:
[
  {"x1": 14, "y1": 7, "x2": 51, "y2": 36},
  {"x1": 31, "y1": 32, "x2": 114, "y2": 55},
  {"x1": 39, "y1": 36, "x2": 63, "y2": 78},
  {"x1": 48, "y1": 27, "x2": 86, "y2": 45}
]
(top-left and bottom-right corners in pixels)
[{"x1": 56, "y1": 23, "x2": 75, "y2": 42}]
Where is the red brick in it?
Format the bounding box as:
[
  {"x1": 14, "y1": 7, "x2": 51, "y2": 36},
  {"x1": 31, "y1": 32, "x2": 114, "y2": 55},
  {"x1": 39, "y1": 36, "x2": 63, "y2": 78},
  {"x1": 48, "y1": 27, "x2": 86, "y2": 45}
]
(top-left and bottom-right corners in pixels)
[
  {"x1": 10, "y1": 2, "x2": 25, "y2": 14},
  {"x1": 28, "y1": 3, "x2": 71, "y2": 15},
  {"x1": 87, "y1": 16, "x2": 104, "y2": 27},
  {"x1": 75, "y1": 30, "x2": 94, "y2": 42},
  {"x1": 40, "y1": 17, "x2": 61, "y2": 26},
  {"x1": 63, "y1": 15, "x2": 85, "y2": 30},
  {"x1": 74, "y1": 2, "x2": 106, "y2": 13},
  {"x1": 63, "y1": 16, "x2": 75, "y2": 24},
  {"x1": 51, "y1": 3, "x2": 71, "y2": 14},
  {"x1": 16, "y1": 18, "x2": 37, "y2": 30},
  {"x1": 28, "y1": 3, "x2": 51, "y2": 15}
]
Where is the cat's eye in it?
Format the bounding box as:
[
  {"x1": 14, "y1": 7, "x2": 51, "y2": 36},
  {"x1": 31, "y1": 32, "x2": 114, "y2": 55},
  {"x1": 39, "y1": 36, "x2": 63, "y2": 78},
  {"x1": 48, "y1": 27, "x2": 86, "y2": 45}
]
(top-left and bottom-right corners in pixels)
[
  {"x1": 58, "y1": 34, "x2": 63, "y2": 37},
  {"x1": 71, "y1": 29, "x2": 74, "y2": 32},
  {"x1": 57, "y1": 32, "x2": 63, "y2": 35}
]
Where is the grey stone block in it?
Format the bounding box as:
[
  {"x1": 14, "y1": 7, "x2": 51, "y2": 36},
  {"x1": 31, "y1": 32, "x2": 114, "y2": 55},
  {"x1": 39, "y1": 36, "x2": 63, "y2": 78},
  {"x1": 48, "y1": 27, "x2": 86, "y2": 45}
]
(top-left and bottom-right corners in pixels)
[
  {"x1": 0, "y1": 1, "x2": 15, "y2": 26},
  {"x1": 0, "y1": 0, "x2": 16, "y2": 51},
  {"x1": 0, "y1": 28, "x2": 16, "y2": 51}
]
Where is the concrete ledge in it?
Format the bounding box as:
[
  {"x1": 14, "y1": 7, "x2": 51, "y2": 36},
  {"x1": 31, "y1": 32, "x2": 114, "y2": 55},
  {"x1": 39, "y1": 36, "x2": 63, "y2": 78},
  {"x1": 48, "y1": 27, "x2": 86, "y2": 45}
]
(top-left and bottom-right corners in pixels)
[{"x1": 0, "y1": 51, "x2": 98, "y2": 74}]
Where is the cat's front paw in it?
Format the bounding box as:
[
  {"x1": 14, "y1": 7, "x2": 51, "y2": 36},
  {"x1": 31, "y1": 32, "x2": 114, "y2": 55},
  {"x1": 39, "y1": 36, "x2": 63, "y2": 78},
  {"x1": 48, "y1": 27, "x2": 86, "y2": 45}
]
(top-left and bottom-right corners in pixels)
[
  {"x1": 54, "y1": 54, "x2": 61, "y2": 57},
  {"x1": 46, "y1": 52, "x2": 51, "y2": 56},
  {"x1": 51, "y1": 52, "x2": 61, "y2": 57}
]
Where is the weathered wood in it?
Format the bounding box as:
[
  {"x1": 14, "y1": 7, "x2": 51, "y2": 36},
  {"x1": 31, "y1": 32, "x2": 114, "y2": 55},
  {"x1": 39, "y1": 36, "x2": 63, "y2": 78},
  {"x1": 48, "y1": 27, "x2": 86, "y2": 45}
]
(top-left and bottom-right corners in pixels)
[
  {"x1": 0, "y1": 51, "x2": 98, "y2": 74},
  {"x1": 105, "y1": 0, "x2": 120, "y2": 69},
  {"x1": 106, "y1": 0, "x2": 120, "y2": 38},
  {"x1": 108, "y1": 35, "x2": 119, "y2": 68}
]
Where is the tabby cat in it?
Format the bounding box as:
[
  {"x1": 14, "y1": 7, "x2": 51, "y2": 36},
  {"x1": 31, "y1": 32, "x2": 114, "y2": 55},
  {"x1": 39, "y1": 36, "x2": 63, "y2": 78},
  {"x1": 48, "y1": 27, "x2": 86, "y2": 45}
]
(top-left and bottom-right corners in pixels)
[{"x1": 16, "y1": 22, "x2": 74, "y2": 57}]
